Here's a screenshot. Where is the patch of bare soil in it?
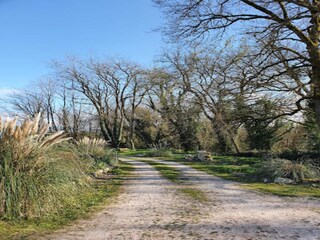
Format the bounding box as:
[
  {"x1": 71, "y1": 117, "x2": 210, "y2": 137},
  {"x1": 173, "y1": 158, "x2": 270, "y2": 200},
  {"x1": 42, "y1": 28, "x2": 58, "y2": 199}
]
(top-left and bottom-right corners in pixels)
[{"x1": 44, "y1": 157, "x2": 320, "y2": 240}]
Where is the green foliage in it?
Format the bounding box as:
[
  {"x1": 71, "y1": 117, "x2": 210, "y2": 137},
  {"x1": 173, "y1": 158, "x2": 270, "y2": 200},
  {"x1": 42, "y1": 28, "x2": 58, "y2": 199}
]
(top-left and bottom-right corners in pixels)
[
  {"x1": 0, "y1": 142, "x2": 92, "y2": 220},
  {"x1": 245, "y1": 119, "x2": 277, "y2": 150},
  {"x1": 133, "y1": 108, "x2": 168, "y2": 148},
  {"x1": 169, "y1": 107, "x2": 200, "y2": 151},
  {"x1": 243, "y1": 99, "x2": 282, "y2": 151},
  {"x1": 305, "y1": 117, "x2": 320, "y2": 151}
]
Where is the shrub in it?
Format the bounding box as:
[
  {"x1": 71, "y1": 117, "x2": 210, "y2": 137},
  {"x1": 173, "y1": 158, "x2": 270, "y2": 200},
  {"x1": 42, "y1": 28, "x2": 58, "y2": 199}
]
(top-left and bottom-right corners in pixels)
[
  {"x1": 257, "y1": 158, "x2": 320, "y2": 183},
  {"x1": 145, "y1": 148, "x2": 173, "y2": 157},
  {"x1": 0, "y1": 114, "x2": 71, "y2": 219}
]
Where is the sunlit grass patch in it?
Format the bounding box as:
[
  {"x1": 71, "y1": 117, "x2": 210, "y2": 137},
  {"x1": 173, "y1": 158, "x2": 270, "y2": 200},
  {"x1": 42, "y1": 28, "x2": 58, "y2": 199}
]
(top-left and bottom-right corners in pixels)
[
  {"x1": 244, "y1": 183, "x2": 320, "y2": 198},
  {"x1": 141, "y1": 160, "x2": 181, "y2": 182},
  {"x1": 118, "y1": 149, "x2": 150, "y2": 157}
]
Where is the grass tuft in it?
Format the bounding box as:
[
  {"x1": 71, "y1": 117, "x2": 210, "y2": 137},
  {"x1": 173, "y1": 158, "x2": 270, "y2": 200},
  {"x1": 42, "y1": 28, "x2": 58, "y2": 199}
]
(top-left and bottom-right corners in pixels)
[
  {"x1": 77, "y1": 137, "x2": 113, "y2": 164},
  {"x1": 179, "y1": 187, "x2": 209, "y2": 202}
]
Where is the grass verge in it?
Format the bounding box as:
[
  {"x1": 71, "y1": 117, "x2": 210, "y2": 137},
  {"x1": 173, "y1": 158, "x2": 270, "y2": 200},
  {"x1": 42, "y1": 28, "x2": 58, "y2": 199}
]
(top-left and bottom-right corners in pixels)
[
  {"x1": 243, "y1": 183, "x2": 320, "y2": 198},
  {"x1": 0, "y1": 161, "x2": 133, "y2": 240},
  {"x1": 162, "y1": 155, "x2": 320, "y2": 198}
]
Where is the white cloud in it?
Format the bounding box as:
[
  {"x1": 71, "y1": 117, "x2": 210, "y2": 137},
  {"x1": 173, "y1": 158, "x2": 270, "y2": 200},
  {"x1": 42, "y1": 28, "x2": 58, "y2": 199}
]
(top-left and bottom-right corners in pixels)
[
  {"x1": 0, "y1": 89, "x2": 20, "y2": 118},
  {"x1": 0, "y1": 88, "x2": 19, "y2": 96}
]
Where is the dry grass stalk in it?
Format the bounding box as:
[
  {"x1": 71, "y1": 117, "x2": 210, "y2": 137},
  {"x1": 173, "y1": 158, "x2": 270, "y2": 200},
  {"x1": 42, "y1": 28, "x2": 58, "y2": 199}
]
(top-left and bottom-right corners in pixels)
[
  {"x1": 78, "y1": 136, "x2": 108, "y2": 148},
  {"x1": 0, "y1": 113, "x2": 70, "y2": 150},
  {"x1": 77, "y1": 137, "x2": 109, "y2": 159}
]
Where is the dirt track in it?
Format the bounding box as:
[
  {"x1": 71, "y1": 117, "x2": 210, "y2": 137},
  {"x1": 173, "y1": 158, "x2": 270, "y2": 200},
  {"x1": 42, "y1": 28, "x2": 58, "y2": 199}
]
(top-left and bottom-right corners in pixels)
[{"x1": 45, "y1": 157, "x2": 320, "y2": 240}]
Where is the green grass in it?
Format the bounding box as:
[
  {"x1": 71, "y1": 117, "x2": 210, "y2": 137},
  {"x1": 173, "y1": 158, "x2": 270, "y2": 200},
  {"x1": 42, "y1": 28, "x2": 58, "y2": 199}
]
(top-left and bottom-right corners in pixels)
[
  {"x1": 118, "y1": 149, "x2": 186, "y2": 159},
  {"x1": 118, "y1": 149, "x2": 149, "y2": 157},
  {"x1": 141, "y1": 160, "x2": 181, "y2": 182},
  {"x1": 164, "y1": 155, "x2": 261, "y2": 182},
  {"x1": 244, "y1": 183, "x2": 320, "y2": 198},
  {"x1": 179, "y1": 188, "x2": 208, "y2": 202},
  {"x1": 162, "y1": 154, "x2": 320, "y2": 198},
  {"x1": 0, "y1": 161, "x2": 133, "y2": 240}
]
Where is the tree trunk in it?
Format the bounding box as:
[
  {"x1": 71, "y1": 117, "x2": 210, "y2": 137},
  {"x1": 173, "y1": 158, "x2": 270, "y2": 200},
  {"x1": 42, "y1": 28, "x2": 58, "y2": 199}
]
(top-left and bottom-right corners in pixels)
[
  {"x1": 99, "y1": 118, "x2": 112, "y2": 143},
  {"x1": 212, "y1": 121, "x2": 229, "y2": 153},
  {"x1": 309, "y1": 10, "x2": 320, "y2": 126},
  {"x1": 311, "y1": 52, "x2": 320, "y2": 127},
  {"x1": 230, "y1": 135, "x2": 240, "y2": 154},
  {"x1": 130, "y1": 139, "x2": 136, "y2": 150}
]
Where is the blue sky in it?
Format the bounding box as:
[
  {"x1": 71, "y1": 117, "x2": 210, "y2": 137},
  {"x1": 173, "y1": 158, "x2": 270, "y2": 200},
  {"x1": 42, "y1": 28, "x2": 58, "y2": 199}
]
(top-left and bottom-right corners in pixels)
[{"x1": 0, "y1": 0, "x2": 164, "y2": 90}]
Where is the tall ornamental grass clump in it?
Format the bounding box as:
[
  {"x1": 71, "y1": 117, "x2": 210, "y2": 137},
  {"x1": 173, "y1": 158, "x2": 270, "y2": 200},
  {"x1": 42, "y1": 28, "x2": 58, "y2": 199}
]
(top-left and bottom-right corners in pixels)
[
  {"x1": 77, "y1": 137, "x2": 114, "y2": 165},
  {"x1": 0, "y1": 114, "x2": 70, "y2": 219}
]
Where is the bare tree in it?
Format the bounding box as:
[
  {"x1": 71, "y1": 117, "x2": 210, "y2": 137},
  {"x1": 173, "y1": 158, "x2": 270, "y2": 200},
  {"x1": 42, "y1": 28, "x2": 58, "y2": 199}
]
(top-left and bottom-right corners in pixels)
[
  {"x1": 155, "y1": 0, "x2": 320, "y2": 126},
  {"x1": 158, "y1": 47, "x2": 246, "y2": 153},
  {"x1": 123, "y1": 66, "x2": 149, "y2": 149},
  {"x1": 56, "y1": 80, "x2": 91, "y2": 138},
  {"x1": 6, "y1": 89, "x2": 44, "y2": 118},
  {"x1": 5, "y1": 79, "x2": 58, "y2": 131},
  {"x1": 37, "y1": 79, "x2": 58, "y2": 131},
  {"x1": 53, "y1": 58, "x2": 146, "y2": 148}
]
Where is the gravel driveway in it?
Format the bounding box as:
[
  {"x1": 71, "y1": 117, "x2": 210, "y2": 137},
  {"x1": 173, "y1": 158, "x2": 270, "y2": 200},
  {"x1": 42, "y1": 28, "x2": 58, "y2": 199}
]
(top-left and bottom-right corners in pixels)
[{"x1": 44, "y1": 157, "x2": 320, "y2": 240}]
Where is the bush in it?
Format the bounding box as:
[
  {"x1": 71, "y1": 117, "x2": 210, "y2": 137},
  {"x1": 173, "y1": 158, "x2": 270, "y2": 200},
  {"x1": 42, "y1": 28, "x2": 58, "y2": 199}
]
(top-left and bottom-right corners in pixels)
[
  {"x1": 257, "y1": 158, "x2": 320, "y2": 182},
  {"x1": 0, "y1": 114, "x2": 71, "y2": 219},
  {"x1": 278, "y1": 151, "x2": 320, "y2": 165},
  {"x1": 145, "y1": 148, "x2": 173, "y2": 157}
]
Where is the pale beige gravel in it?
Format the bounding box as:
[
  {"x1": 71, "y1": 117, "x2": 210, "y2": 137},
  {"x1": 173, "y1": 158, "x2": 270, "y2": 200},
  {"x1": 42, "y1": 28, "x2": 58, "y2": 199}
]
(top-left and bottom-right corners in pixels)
[{"x1": 43, "y1": 157, "x2": 320, "y2": 240}]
